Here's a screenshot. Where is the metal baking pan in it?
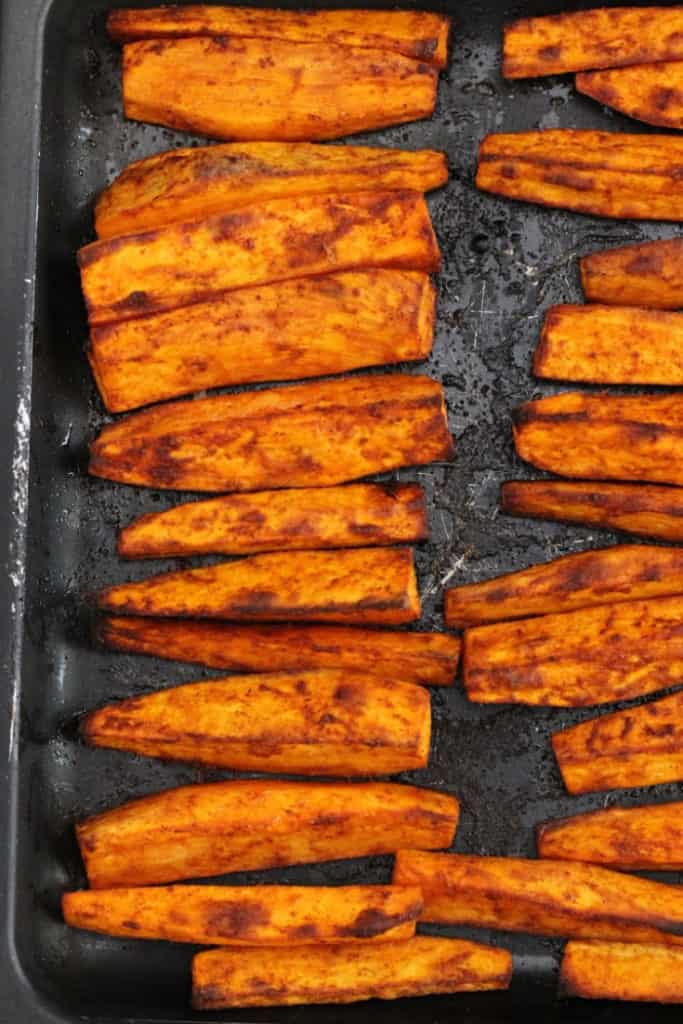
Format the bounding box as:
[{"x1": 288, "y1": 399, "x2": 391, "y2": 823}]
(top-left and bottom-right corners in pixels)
[{"x1": 0, "y1": 0, "x2": 681, "y2": 1020}]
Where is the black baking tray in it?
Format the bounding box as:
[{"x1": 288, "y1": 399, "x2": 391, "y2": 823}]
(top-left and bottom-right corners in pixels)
[{"x1": 1, "y1": 0, "x2": 682, "y2": 1020}]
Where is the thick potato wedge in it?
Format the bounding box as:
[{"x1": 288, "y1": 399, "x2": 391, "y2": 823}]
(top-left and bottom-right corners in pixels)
[
  {"x1": 553, "y1": 691, "x2": 683, "y2": 794},
  {"x1": 560, "y1": 941, "x2": 683, "y2": 1004},
  {"x1": 123, "y1": 36, "x2": 438, "y2": 143},
  {"x1": 89, "y1": 374, "x2": 453, "y2": 492},
  {"x1": 108, "y1": 7, "x2": 451, "y2": 68},
  {"x1": 90, "y1": 270, "x2": 435, "y2": 413},
  {"x1": 80, "y1": 670, "x2": 431, "y2": 776},
  {"x1": 476, "y1": 130, "x2": 683, "y2": 220},
  {"x1": 537, "y1": 801, "x2": 683, "y2": 871},
  {"x1": 76, "y1": 779, "x2": 460, "y2": 888},
  {"x1": 463, "y1": 595, "x2": 683, "y2": 707},
  {"x1": 192, "y1": 936, "x2": 511, "y2": 1009},
  {"x1": 445, "y1": 543, "x2": 683, "y2": 628},
  {"x1": 93, "y1": 547, "x2": 420, "y2": 626},
  {"x1": 393, "y1": 850, "x2": 683, "y2": 945},
  {"x1": 514, "y1": 391, "x2": 683, "y2": 485},
  {"x1": 79, "y1": 191, "x2": 440, "y2": 326},
  {"x1": 578, "y1": 62, "x2": 683, "y2": 130},
  {"x1": 97, "y1": 618, "x2": 461, "y2": 686},
  {"x1": 503, "y1": 7, "x2": 683, "y2": 78},
  {"x1": 581, "y1": 238, "x2": 683, "y2": 309},
  {"x1": 534, "y1": 304, "x2": 683, "y2": 385},
  {"x1": 63, "y1": 884, "x2": 422, "y2": 946},
  {"x1": 95, "y1": 143, "x2": 448, "y2": 239}
]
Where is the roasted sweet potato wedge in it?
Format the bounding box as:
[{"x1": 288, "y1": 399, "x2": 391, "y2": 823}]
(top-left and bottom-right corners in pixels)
[
  {"x1": 79, "y1": 191, "x2": 440, "y2": 326},
  {"x1": 192, "y1": 936, "x2": 511, "y2": 1009},
  {"x1": 503, "y1": 7, "x2": 683, "y2": 78},
  {"x1": 393, "y1": 850, "x2": 683, "y2": 945},
  {"x1": 108, "y1": 6, "x2": 451, "y2": 68},
  {"x1": 580, "y1": 238, "x2": 683, "y2": 309},
  {"x1": 123, "y1": 36, "x2": 438, "y2": 143},
  {"x1": 553, "y1": 690, "x2": 683, "y2": 794},
  {"x1": 97, "y1": 618, "x2": 461, "y2": 686},
  {"x1": 63, "y1": 884, "x2": 422, "y2": 946},
  {"x1": 476, "y1": 130, "x2": 683, "y2": 221},
  {"x1": 89, "y1": 374, "x2": 453, "y2": 492},
  {"x1": 463, "y1": 595, "x2": 683, "y2": 707},
  {"x1": 94, "y1": 547, "x2": 420, "y2": 626},
  {"x1": 560, "y1": 941, "x2": 683, "y2": 1004},
  {"x1": 76, "y1": 780, "x2": 460, "y2": 888},
  {"x1": 95, "y1": 143, "x2": 448, "y2": 239},
  {"x1": 501, "y1": 480, "x2": 683, "y2": 544},
  {"x1": 445, "y1": 544, "x2": 683, "y2": 628},
  {"x1": 577, "y1": 62, "x2": 683, "y2": 130},
  {"x1": 80, "y1": 670, "x2": 432, "y2": 776},
  {"x1": 514, "y1": 391, "x2": 683, "y2": 486},
  {"x1": 537, "y1": 801, "x2": 683, "y2": 872},
  {"x1": 89, "y1": 270, "x2": 436, "y2": 412}
]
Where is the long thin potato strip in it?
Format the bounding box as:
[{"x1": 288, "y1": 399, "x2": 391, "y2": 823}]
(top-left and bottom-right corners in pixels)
[
  {"x1": 580, "y1": 238, "x2": 683, "y2": 309},
  {"x1": 577, "y1": 62, "x2": 683, "y2": 130},
  {"x1": 560, "y1": 941, "x2": 683, "y2": 1003}
]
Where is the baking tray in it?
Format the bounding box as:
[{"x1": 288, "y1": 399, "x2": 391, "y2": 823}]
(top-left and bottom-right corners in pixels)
[{"x1": 1, "y1": 0, "x2": 682, "y2": 1020}]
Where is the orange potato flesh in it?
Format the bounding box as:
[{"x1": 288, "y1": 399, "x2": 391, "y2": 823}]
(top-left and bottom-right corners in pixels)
[
  {"x1": 88, "y1": 373, "x2": 454, "y2": 492},
  {"x1": 501, "y1": 480, "x2": 683, "y2": 544},
  {"x1": 537, "y1": 801, "x2": 683, "y2": 871},
  {"x1": 79, "y1": 191, "x2": 440, "y2": 326},
  {"x1": 90, "y1": 270, "x2": 435, "y2": 412},
  {"x1": 95, "y1": 143, "x2": 448, "y2": 239},
  {"x1": 560, "y1": 941, "x2": 683, "y2": 1004},
  {"x1": 76, "y1": 780, "x2": 460, "y2": 888},
  {"x1": 122, "y1": 36, "x2": 438, "y2": 143},
  {"x1": 513, "y1": 391, "x2": 683, "y2": 486},
  {"x1": 503, "y1": 7, "x2": 683, "y2": 79},
  {"x1": 534, "y1": 303, "x2": 683, "y2": 385},
  {"x1": 577, "y1": 62, "x2": 683, "y2": 130},
  {"x1": 393, "y1": 850, "x2": 683, "y2": 946},
  {"x1": 63, "y1": 884, "x2": 422, "y2": 946},
  {"x1": 96, "y1": 618, "x2": 461, "y2": 687},
  {"x1": 445, "y1": 543, "x2": 683, "y2": 628},
  {"x1": 463, "y1": 595, "x2": 683, "y2": 707},
  {"x1": 108, "y1": 6, "x2": 451, "y2": 68},
  {"x1": 553, "y1": 690, "x2": 683, "y2": 794},
  {"x1": 93, "y1": 547, "x2": 420, "y2": 626},
  {"x1": 80, "y1": 670, "x2": 432, "y2": 777},
  {"x1": 191, "y1": 936, "x2": 512, "y2": 1009},
  {"x1": 580, "y1": 238, "x2": 683, "y2": 309}
]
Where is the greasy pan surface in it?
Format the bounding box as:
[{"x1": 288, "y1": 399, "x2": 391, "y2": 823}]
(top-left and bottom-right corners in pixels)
[{"x1": 0, "y1": 0, "x2": 681, "y2": 1021}]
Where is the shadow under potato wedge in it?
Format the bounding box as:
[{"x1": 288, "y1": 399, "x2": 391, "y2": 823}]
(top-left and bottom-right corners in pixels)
[
  {"x1": 560, "y1": 941, "x2": 683, "y2": 1004},
  {"x1": 577, "y1": 62, "x2": 683, "y2": 130},
  {"x1": 580, "y1": 238, "x2": 683, "y2": 309}
]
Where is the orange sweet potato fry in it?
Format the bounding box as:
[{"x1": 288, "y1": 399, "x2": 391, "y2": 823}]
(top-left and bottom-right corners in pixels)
[
  {"x1": 577, "y1": 62, "x2": 683, "y2": 130},
  {"x1": 553, "y1": 690, "x2": 683, "y2": 794},
  {"x1": 76, "y1": 779, "x2": 460, "y2": 888},
  {"x1": 560, "y1": 941, "x2": 683, "y2": 1004},
  {"x1": 580, "y1": 238, "x2": 683, "y2": 309},
  {"x1": 463, "y1": 595, "x2": 683, "y2": 707},
  {"x1": 393, "y1": 850, "x2": 683, "y2": 945}
]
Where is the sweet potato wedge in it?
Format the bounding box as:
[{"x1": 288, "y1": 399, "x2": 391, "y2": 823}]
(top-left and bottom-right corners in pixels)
[
  {"x1": 393, "y1": 850, "x2": 683, "y2": 945},
  {"x1": 122, "y1": 36, "x2": 438, "y2": 143},
  {"x1": 533, "y1": 304, "x2": 683, "y2": 385},
  {"x1": 577, "y1": 62, "x2": 683, "y2": 130},
  {"x1": 580, "y1": 238, "x2": 683, "y2": 309},
  {"x1": 560, "y1": 941, "x2": 683, "y2": 1004},
  {"x1": 445, "y1": 543, "x2": 683, "y2": 628},
  {"x1": 537, "y1": 801, "x2": 683, "y2": 872},
  {"x1": 93, "y1": 547, "x2": 420, "y2": 626},
  {"x1": 503, "y1": 7, "x2": 683, "y2": 79},
  {"x1": 95, "y1": 143, "x2": 448, "y2": 239},
  {"x1": 63, "y1": 883, "x2": 422, "y2": 946},
  {"x1": 76, "y1": 779, "x2": 460, "y2": 888},
  {"x1": 553, "y1": 690, "x2": 683, "y2": 794},
  {"x1": 80, "y1": 670, "x2": 432, "y2": 776},
  {"x1": 192, "y1": 936, "x2": 511, "y2": 1009},
  {"x1": 89, "y1": 374, "x2": 453, "y2": 492},
  {"x1": 476, "y1": 130, "x2": 683, "y2": 221},
  {"x1": 79, "y1": 191, "x2": 440, "y2": 326},
  {"x1": 108, "y1": 6, "x2": 451, "y2": 68},
  {"x1": 463, "y1": 595, "x2": 683, "y2": 707},
  {"x1": 89, "y1": 266, "x2": 435, "y2": 410},
  {"x1": 513, "y1": 391, "x2": 683, "y2": 486},
  {"x1": 96, "y1": 618, "x2": 461, "y2": 686}
]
